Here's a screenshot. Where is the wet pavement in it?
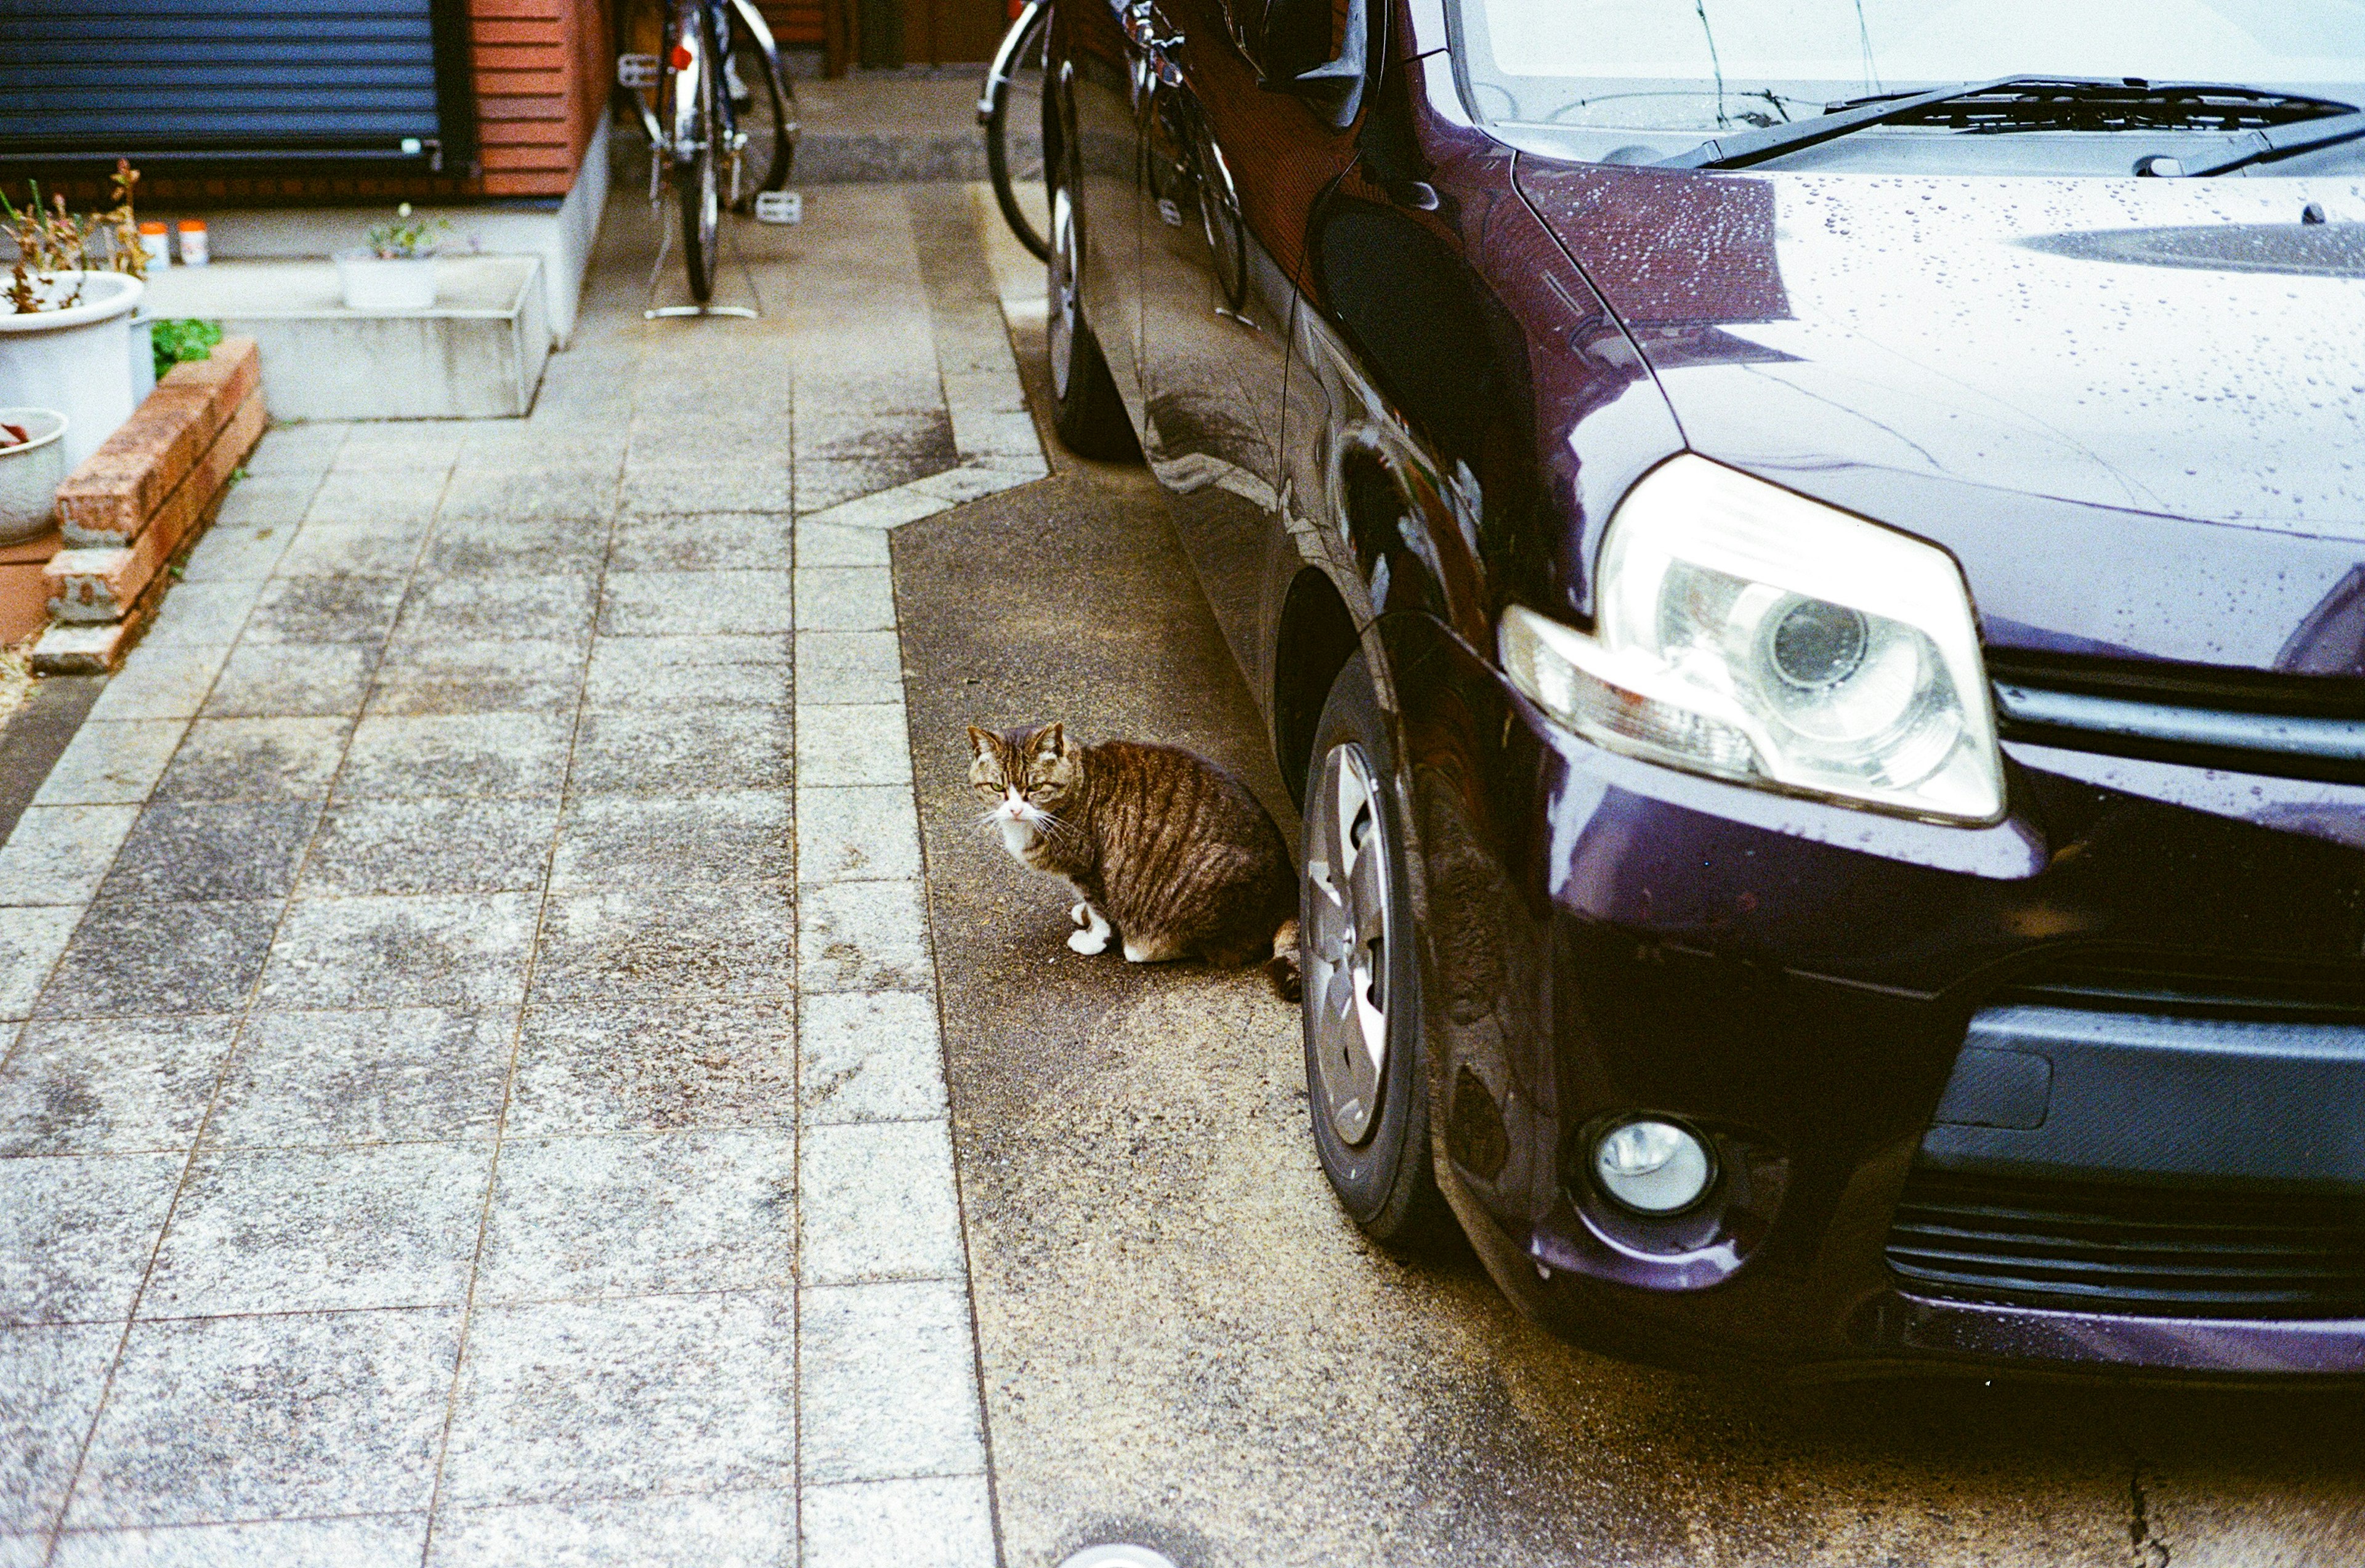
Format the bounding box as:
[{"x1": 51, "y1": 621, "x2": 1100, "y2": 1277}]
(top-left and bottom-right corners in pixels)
[{"x1": 0, "y1": 168, "x2": 2360, "y2": 1568}]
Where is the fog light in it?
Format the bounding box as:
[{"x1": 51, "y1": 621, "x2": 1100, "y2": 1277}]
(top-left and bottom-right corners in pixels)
[{"x1": 1593, "y1": 1118, "x2": 1713, "y2": 1214}]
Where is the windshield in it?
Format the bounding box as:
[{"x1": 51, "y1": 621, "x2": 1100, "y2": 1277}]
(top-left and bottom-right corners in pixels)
[{"x1": 1454, "y1": 0, "x2": 2365, "y2": 169}]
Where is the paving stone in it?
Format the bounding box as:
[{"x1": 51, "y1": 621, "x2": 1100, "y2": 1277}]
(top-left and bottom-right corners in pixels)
[
  {"x1": 908, "y1": 463, "x2": 1038, "y2": 505},
  {"x1": 598, "y1": 570, "x2": 794, "y2": 636},
  {"x1": 0, "y1": 1322, "x2": 120, "y2": 1532},
  {"x1": 50, "y1": 1515, "x2": 431, "y2": 1567},
  {"x1": 338, "y1": 714, "x2": 573, "y2": 801},
  {"x1": 151, "y1": 717, "x2": 349, "y2": 802},
  {"x1": 799, "y1": 992, "x2": 946, "y2": 1126},
  {"x1": 364, "y1": 640, "x2": 586, "y2": 716},
  {"x1": 426, "y1": 1491, "x2": 796, "y2": 1568},
  {"x1": 439, "y1": 1295, "x2": 794, "y2": 1507},
  {"x1": 568, "y1": 709, "x2": 790, "y2": 796},
  {"x1": 0, "y1": 1016, "x2": 241, "y2": 1156},
  {"x1": 299, "y1": 798, "x2": 558, "y2": 898},
  {"x1": 421, "y1": 517, "x2": 611, "y2": 578},
  {"x1": 793, "y1": 632, "x2": 904, "y2": 706},
  {"x1": 792, "y1": 704, "x2": 910, "y2": 788},
  {"x1": 796, "y1": 785, "x2": 921, "y2": 883},
  {"x1": 140, "y1": 581, "x2": 265, "y2": 648},
  {"x1": 31, "y1": 721, "x2": 189, "y2": 807},
  {"x1": 305, "y1": 469, "x2": 447, "y2": 527},
  {"x1": 259, "y1": 893, "x2": 538, "y2": 1012},
  {"x1": 392, "y1": 576, "x2": 600, "y2": 647},
  {"x1": 507, "y1": 999, "x2": 795, "y2": 1134},
  {"x1": 200, "y1": 642, "x2": 377, "y2": 719},
  {"x1": 0, "y1": 908, "x2": 81, "y2": 1021},
  {"x1": 271, "y1": 520, "x2": 431, "y2": 580},
  {"x1": 549, "y1": 791, "x2": 788, "y2": 890},
  {"x1": 580, "y1": 651, "x2": 791, "y2": 712},
  {"x1": 611, "y1": 513, "x2": 794, "y2": 573},
  {"x1": 84, "y1": 644, "x2": 230, "y2": 722},
  {"x1": 793, "y1": 567, "x2": 895, "y2": 632},
  {"x1": 798, "y1": 1280, "x2": 984, "y2": 1485},
  {"x1": 240, "y1": 422, "x2": 346, "y2": 476},
  {"x1": 97, "y1": 800, "x2": 321, "y2": 903},
  {"x1": 142, "y1": 1144, "x2": 492, "y2": 1317},
  {"x1": 336, "y1": 426, "x2": 466, "y2": 472},
  {"x1": 793, "y1": 485, "x2": 950, "y2": 533},
  {"x1": 436, "y1": 467, "x2": 617, "y2": 523},
  {"x1": 0, "y1": 806, "x2": 140, "y2": 907},
  {"x1": 477, "y1": 1131, "x2": 796, "y2": 1302},
  {"x1": 37, "y1": 902, "x2": 280, "y2": 1019},
  {"x1": 797, "y1": 879, "x2": 931, "y2": 994},
  {"x1": 801, "y1": 1120, "x2": 963, "y2": 1285},
  {"x1": 176, "y1": 523, "x2": 295, "y2": 584},
  {"x1": 529, "y1": 887, "x2": 794, "y2": 1003},
  {"x1": 799, "y1": 1474, "x2": 995, "y2": 1568},
  {"x1": 618, "y1": 463, "x2": 791, "y2": 517},
  {"x1": 206, "y1": 1007, "x2": 514, "y2": 1150},
  {"x1": 69, "y1": 1308, "x2": 457, "y2": 1526},
  {"x1": 0, "y1": 1154, "x2": 182, "y2": 1324},
  {"x1": 795, "y1": 520, "x2": 893, "y2": 568},
  {"x1": 212, "y1": 474, "x2": 318, "y2": 528},
  {"x1": 241, "y1": 576, "x2": 409, "y2": 644}
]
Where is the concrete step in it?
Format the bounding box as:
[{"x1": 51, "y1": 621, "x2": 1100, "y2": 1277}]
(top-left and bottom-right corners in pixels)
[{"x1": 140, "y1": 257, "x2": 549, "y2": 422}]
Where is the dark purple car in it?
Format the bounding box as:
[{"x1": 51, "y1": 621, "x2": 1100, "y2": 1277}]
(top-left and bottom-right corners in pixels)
[{"x1": 1040, "y1": 0, "x2": 2365, "y2": 1376}]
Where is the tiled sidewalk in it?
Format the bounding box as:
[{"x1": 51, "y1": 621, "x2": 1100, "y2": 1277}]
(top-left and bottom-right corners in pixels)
[{"x1": 0, "y1": 185, "x2": 1041, "y2": 1566}]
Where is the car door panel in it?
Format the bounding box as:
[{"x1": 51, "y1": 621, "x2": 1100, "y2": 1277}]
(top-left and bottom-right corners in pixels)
[{"x1": 1059, "y1": 0, "x2": 1147, "y2": 418}]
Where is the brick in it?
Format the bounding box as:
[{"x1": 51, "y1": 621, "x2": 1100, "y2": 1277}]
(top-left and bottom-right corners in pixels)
[
  {"x1": 45, "y1": 389, "x2": 267, "y2": 624},
  {"x1": 30, "y1": 615, "x2": 142, "y2": 674},
  {"x1": 56, "y1": 339, "x2": 261, "y2": 546}
]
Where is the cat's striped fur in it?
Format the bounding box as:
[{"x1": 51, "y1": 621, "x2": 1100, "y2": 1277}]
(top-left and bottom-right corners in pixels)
[{"x1": 968, "y1": 722, "x2": 1301, "y2": 999}]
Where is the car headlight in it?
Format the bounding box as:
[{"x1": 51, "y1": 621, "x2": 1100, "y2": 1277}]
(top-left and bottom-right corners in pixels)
[{"x1": 1499, "y1": 455, "x2": 2003, "y2": 825}]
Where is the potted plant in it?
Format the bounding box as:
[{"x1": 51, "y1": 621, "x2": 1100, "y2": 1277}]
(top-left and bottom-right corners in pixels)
[
  {"x1": 0, "y1": 408, "x2": 68, "y2": 543},
  {"x1": 0, "y1": 165, "x2": 147, "y2": 469},
  {"x1": 337, "y1": 203, "x2": 451, "y2": 311}
]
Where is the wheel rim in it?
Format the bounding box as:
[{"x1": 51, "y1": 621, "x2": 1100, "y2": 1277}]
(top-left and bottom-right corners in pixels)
[
  {"x1": 1048, "y1": 183, "x2": 1078, "y2": 398},
  {"x1": 1306, "y1": 742, "x2": 1393, "y2": 1146}
]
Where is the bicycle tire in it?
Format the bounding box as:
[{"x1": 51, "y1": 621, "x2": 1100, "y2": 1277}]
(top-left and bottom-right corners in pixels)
[
  {"x1": 676, "y1": 6, "x2": 722, "y2": 302},
  {"x1": 724, "y1": 6, "x2": 796, "y2": 204},
  {"x1": 984, "y1": 5, "x2": 1051, "y2": 261}
]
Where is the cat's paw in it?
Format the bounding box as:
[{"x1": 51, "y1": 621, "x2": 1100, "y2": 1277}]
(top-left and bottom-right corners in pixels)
[
  {"x1": 1070, "y1": 902, "x2": 1090, "y2": 928},
  {"x1": 1067, "y1": 926, "x2": 1110, "y2": 955}
]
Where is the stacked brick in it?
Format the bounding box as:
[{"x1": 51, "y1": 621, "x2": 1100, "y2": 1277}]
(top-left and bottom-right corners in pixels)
[{"x1": 33, "y1": 338, "x2": 267, "y2": 673}]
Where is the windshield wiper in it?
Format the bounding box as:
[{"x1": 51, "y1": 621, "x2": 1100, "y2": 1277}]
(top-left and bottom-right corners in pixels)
[
  {"x1": 2165, "y1": 109, "x2": 2365, "y2": 176},
  {"x1": 1659, "y1": 78, "x2": 2362, "y2": 172}
]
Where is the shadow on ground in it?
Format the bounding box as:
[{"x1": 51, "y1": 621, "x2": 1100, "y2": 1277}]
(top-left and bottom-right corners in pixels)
[{"x1": 893, "y1": 301, "x2": 2365, "y2": 1568}]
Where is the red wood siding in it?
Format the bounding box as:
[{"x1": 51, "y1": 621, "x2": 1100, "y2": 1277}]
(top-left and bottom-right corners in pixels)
[{"x1": 472, "y1": 0, "x2": 610, "y2": 196}]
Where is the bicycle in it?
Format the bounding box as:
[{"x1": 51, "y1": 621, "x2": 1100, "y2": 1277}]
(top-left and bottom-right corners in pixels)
[
  {"x1": 979, "y1": 0, "x2": 1051, "y2": 261},
  {"x1": 619, "y1": 0, "x2": 799, "y2": 302}
]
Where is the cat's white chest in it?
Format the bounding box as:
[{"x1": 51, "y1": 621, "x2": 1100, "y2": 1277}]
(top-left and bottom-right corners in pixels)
[{"x1": 997, "y1": 817, "x2": 1040, "y2": 863}]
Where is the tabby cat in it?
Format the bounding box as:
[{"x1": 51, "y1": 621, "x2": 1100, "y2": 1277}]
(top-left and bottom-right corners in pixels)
[{"x1": 968, "y1": 721, "x2": 1301, "y2": 998}]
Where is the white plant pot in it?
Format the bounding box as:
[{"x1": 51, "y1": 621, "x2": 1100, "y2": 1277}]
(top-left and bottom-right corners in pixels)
[
  {"x1": 336, "y1": 252, "x2": 438, "y2": 310},
  {"x1": 0, "y1": 407, "x2": 69, "y2": 544},
  {"x1": 0, "y1": 272, "x2": 143, "y2": 472}
]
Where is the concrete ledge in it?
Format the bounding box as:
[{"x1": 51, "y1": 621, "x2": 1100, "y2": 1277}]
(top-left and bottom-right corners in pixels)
[{"x1": 142, "y1": 257, "x2": 550, "y2": 421}]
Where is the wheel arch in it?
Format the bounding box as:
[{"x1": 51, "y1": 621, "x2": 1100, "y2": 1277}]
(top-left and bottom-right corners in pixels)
[{"x1": 1273, "y1": 567, "x2": 1362, "y2": 811}]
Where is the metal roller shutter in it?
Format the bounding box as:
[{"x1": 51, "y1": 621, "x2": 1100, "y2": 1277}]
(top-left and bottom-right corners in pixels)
[{"x1": 0, "y1": 0, "x2": 474, "y2": 168}]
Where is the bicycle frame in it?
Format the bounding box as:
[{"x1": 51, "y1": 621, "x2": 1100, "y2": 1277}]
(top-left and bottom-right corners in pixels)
[{"x1": 626, "y1": 0, "x2": 783, "y2": 185}]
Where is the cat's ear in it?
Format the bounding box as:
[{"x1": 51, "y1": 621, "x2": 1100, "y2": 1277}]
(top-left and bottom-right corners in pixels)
[
  {"x1": 1036, "y1": 722, "x2": 1065, "y2": 761},
  {"x1": 966, "y1": 725, "x2": 992, "y2": 758}
]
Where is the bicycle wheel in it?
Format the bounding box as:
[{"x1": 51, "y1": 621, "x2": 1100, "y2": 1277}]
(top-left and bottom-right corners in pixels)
[
  {"x1": 984, "y1": 4, "x2": 1051, "y2": 261},
  {"x1": 724, "y1": 5, "x2": 795, "y2": 204},
  {"x1": 676, "y1": 6, "x2": 722, "y2": 302}
]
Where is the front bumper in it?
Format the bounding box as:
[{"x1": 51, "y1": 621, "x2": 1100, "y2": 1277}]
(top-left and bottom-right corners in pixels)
[{"x1": 1383, "y1": 615, "x2": 2365, "y2": 1378}]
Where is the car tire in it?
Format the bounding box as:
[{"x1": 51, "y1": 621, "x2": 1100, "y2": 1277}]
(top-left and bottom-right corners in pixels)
[
  {"x1": 1301, "y1": 650, "x2": 1457, "y2": 1255},
  {"x1": 1046, "y1": 150, "x2": 1139, "y2": 461}
]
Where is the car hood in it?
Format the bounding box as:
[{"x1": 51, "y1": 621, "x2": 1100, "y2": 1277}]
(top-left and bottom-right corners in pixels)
[{"x1": 1514, "y1": 161, "x2": 2365, "y2": 670}]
